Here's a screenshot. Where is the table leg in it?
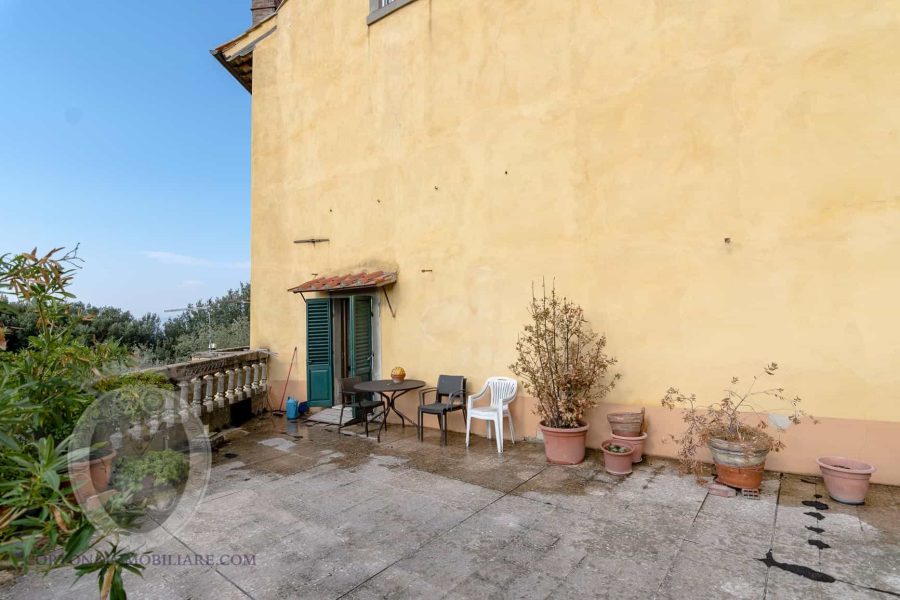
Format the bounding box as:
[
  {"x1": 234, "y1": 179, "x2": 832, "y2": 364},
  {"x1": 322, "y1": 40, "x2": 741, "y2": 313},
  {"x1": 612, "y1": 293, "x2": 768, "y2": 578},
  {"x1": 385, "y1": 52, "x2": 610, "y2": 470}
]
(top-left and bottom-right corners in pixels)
[
  {"x1": 376, "y1": 392, "x2": 390, "y2": 442},
  {"x1": 388, "y1": 390, "x2": 419, "y2": 431}
]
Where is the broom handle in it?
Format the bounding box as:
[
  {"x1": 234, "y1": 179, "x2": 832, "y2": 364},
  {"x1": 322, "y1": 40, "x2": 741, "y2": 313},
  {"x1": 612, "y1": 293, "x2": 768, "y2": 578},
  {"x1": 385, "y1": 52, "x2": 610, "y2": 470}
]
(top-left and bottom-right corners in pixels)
[{"x1": 278, "y1": 346, "x2": 298, "y2": 412}]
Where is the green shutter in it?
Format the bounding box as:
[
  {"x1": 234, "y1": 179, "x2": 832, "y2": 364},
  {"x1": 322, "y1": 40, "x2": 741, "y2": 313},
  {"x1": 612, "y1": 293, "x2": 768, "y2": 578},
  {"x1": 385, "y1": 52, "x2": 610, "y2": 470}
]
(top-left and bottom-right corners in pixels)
[
  {"x1": 348, "y1": 295, "x2": 372, "y2": 382},
  {"x1": 306, "y1": 298, "x2": 333, "y2": 407}
]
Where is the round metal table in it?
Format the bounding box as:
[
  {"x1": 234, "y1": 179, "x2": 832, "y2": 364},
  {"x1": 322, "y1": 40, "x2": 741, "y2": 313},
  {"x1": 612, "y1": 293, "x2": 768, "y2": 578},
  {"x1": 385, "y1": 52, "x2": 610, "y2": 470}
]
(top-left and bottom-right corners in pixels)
[{"x1": 354, "y1": 379, "x2": 425, "y2": 437}]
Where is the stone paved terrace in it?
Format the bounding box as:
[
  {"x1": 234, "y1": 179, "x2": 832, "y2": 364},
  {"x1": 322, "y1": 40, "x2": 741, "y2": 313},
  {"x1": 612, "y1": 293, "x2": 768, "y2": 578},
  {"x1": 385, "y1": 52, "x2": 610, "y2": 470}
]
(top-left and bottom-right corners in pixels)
[{"x1": 6, "y1": 416, "x2": 900, "y2": 599}]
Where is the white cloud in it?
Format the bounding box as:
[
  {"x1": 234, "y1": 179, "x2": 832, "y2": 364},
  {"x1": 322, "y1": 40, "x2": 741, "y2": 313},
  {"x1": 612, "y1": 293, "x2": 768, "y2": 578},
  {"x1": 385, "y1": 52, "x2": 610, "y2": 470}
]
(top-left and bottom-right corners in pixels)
[
  {"x1": 178, "y1": 280, "x2": 206, "y2": 289},
  {"x1": 143, "y1": 251, "x2": 249, "y2": 270},
  {"x1": 143, "y1": 251, "x2": 208, "y2": 266}
]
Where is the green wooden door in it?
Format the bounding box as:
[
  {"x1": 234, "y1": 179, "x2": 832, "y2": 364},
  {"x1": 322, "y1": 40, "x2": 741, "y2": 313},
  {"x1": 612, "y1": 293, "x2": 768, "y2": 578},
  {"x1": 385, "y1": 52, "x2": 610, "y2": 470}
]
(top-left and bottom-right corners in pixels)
[
  {"x1": 306, "y1": 298, "x2": 333, "y2": 407},
  {"x1": 348, "y1": 295, "x2": 372, "y2": 382}
]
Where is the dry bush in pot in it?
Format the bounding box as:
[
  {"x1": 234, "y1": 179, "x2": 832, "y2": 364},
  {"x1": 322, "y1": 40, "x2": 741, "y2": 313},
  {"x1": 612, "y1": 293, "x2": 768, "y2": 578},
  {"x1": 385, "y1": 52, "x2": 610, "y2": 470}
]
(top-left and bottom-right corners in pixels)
[
  {"x1": 510, "y1": 282, "x2": 620, "y2": 464},
  {"x1": 661, "y1": 362, "x2": 816, "y2": 488}
]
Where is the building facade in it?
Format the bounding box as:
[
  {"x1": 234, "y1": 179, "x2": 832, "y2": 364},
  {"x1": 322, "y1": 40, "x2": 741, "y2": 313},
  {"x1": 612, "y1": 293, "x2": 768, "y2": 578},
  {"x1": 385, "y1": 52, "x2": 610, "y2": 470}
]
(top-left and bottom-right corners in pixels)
[{"x1": 216, "y1": 0, "x2": 900, "y2": 484}]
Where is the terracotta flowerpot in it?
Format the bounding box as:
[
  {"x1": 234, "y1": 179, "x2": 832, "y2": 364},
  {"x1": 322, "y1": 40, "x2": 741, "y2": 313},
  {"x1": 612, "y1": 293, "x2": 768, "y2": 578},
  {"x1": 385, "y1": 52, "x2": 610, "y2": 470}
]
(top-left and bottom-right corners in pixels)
[
  {"x1": 817, "y1": 456, "x2": 876, "y2": 505},
  {"x1": 607, "y1": 411, "x2": 643, "y2": 437},
  {"x1": 708, "y1": 436, "x2": 769, "y2": 489},
  {"x1": 612, "y1": 432, "x2": 648, "y2": 463},
  {"x1": 70, "y1": 449, "x2": 117, "y2": 505},
  {"x1": 539, "y1": 422, "x2": 589, "y2": 465},
  {"x1": 601, "y1": 440, "x2": 635, "y2": 475}
]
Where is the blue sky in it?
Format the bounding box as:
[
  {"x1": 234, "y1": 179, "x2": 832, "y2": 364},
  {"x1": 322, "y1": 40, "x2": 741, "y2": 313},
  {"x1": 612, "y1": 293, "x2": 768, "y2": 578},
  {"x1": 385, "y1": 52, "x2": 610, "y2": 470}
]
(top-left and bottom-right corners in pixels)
[{"x1": 0, "y1": 1, "x2": 251, "y2": 316}]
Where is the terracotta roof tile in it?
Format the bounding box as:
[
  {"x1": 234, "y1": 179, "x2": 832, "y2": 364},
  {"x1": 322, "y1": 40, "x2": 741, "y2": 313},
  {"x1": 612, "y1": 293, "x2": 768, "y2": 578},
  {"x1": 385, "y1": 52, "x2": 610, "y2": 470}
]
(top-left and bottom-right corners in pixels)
[{"x1": 288, "y1": 271, "x2": 397, "y2": 293}]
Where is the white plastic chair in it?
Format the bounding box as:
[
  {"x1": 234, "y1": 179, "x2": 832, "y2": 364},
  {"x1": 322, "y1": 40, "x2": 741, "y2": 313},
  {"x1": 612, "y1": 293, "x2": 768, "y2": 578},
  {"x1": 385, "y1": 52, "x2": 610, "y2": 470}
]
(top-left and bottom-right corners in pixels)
[{"x1": 465, "y1": 377, "x2": 518, "y2": 453}]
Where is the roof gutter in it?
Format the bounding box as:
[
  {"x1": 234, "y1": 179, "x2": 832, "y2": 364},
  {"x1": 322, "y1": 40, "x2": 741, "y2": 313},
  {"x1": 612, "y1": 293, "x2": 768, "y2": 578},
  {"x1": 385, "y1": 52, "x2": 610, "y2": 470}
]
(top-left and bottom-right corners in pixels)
[
  {"x1": 211, "y1": 9, "x2": 280, "y2": 94},
  {"x1": 211, "y1": 48, "x2": 252, "y2": 93}
]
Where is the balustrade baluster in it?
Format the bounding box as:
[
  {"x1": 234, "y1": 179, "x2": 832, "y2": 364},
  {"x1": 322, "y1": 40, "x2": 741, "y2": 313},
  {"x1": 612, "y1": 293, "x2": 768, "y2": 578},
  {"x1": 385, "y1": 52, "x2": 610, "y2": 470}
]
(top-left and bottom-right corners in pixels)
[
  {"x1": 170, "y1": 381, "x2": 187, "y2": 426},
  {"x1": 148, "y1": 412, "x2": 160, "y2": 436},
  {"x1": 234, "y1": 368, "x2": 243, "y2": 401},
  {"x1": 191, "y1": 377, "x2": 202, "y2": 419},
  {"x1": 203, "y1": 374, "x2": 214, "y2": 413},
  {"x1": 215, "y1": 372, "x2": 226, "y2": 408},
  {"x1": 260, "y1": 361, "x2": 268, "y2": 390},
  {"x1": 226, "y1": 369, "x2": 236, "y2": 404},
  {"x1": 243, "y1": 365, "x2": 252, "y2": 398}
]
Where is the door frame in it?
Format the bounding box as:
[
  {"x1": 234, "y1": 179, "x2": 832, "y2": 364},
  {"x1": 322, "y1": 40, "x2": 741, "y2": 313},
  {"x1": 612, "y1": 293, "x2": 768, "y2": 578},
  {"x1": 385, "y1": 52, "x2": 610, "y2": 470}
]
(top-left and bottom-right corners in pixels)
[{"x1": 305, "y1": 292, "x2": 381, "y2": 406}]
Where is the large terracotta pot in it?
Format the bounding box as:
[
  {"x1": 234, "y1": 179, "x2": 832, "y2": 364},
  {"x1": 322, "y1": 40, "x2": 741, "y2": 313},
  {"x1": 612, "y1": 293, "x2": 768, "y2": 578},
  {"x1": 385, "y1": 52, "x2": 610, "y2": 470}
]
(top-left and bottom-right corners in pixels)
[
  {"x1": 607, "y1": 411, "x2": 643, "y2": 437},
  {"x1": 539, "y1": 421, "x2": 589, "y2": 465},
  {"x1": 612, "y1": 432, "x2": 648, "y2": 463},
  {"x1": 817, "y1": 456, "x2": 876, "y2": 505},
  {"x1": 601, "y1": 439, "x2": 635, "y2": 475},
  {"x1": 70, "y1": 449, "x2": 117, "y2": 505},
  {"x1": 708, "y1": 436, "x2": 769, "y2": 489}
]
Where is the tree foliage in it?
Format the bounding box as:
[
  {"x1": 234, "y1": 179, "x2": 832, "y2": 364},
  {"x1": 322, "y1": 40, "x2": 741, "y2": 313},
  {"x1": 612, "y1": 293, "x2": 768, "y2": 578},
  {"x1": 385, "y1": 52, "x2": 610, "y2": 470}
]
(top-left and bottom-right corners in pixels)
[
  {"x1": 155, "y1": 283, "x2": 250, "y2": 363},
  {"x1": 0, "y1": 278, "x2": 249, "y2": 365}
]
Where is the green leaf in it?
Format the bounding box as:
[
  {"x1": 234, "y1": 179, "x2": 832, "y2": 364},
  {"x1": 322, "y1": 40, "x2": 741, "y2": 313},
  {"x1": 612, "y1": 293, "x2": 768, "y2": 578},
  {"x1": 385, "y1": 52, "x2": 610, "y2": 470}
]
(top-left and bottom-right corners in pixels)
[
  {"x1": 61, "y1": 522, "x2": 95, "y2": 564},
  {"x1": 0, "y1": 430, "x2": 19, "y2": 450},
  {"x1": 120, "y1": 563, "x2": 144, "y2": 576},
  {"x1": 109, "y1": 568, "x2": 127, "y2": 600},
  {"x1": 73, "y1": 562, "x2": 105, "y2": 578},
  {"x1": 42, "y1": 469, "x2": 60, "y2": 490}
]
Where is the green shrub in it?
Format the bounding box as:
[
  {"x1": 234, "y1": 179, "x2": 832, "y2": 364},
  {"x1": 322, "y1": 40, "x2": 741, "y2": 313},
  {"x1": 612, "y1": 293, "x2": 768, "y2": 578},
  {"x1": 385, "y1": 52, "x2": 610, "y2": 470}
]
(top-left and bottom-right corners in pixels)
[
  {"x1": 94, "y1": 371, "x2": 174, "y2": 424},
  {"x1": 94, "y1": 372, "x2": 173, "y2": 394},
  {"x1": 112, "y1": 450, "x2": 189, "y2": 492},
  {"x1": 0, "y1": 247, "x2": 144, "y2": 596}
]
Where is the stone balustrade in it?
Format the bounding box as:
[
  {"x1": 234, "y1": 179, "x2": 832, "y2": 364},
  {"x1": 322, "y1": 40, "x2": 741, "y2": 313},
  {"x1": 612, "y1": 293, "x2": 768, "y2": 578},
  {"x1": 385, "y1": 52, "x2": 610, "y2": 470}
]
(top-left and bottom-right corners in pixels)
[
  {"x1": 147, "y1": 348, "x2": 270, "y2": 442},
  {"x1": 99, "y1": 348, "x2": 270, "y2": 459}
]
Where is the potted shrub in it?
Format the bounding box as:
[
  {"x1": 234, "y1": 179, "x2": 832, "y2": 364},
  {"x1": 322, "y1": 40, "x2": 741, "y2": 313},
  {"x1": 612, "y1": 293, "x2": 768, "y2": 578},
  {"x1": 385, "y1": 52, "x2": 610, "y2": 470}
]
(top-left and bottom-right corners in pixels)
[
  {"x1": 611, "y1": 431, "x2": 648, "y2": 463},
  {"x1": 510, "y1": 282, "x2": 620, "y2": 465},
  {"x1": 69, "y1": 397, "x2": 122, "y2": 504},
  {"x1": 112, "y1": 449, "x2": 190, "y2": 512},
  {"x1": 601, "y1": 440, "x2": 635, "y2": 475},
  {"x1": 70, "y1": 373, "x2": 170, "y2": 504},
  {"x1": 69, "y1": 443, "x2": 117, "y2": 505},
  {"x1": 661, "y1": 363, "x2": 815, "y2": 489}
]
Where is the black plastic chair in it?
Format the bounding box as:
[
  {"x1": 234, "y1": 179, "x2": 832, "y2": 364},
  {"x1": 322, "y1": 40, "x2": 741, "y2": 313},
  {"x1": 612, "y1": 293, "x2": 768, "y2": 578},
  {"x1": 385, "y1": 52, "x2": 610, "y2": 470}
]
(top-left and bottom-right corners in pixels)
[
  {"x1": 417, "y1": 375, "x2": 466, "y2": 446},
  {"x1": 338, "y1": 376, "x2": 384, "y2": 440}
]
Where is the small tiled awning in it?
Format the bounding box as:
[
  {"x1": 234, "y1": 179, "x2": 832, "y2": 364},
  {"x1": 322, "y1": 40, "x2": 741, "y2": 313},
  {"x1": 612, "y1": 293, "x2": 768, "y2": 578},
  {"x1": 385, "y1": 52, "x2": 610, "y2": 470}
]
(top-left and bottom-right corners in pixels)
[{"x1": 288, "y1": 270, "x2": 397, "y2": 293}]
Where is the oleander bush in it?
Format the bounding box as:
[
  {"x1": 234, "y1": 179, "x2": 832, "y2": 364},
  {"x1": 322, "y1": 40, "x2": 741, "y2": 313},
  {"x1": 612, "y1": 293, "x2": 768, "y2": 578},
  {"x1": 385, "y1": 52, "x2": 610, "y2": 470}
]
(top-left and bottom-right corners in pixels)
[{"x1": 0, "y1": 247, "x2": 144, "y2": 599}]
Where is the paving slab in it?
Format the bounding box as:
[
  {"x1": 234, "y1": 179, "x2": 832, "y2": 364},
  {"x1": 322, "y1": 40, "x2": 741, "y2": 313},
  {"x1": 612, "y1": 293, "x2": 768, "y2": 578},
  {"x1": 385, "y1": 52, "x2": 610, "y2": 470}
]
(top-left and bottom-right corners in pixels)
[{"x1": 4, "y1": 415, "x2": 900, "y2": 600}]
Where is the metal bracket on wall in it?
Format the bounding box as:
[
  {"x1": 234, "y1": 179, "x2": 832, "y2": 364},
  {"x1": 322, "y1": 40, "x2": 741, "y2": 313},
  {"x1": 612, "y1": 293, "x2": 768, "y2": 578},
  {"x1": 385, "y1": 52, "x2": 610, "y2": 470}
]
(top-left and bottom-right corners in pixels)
[
  {"x1": 381, "y1": 287, "x2": 396, "y2": 318},
  {"x1": 293, "y1": 238, "x2": 329, "y2": 245}
]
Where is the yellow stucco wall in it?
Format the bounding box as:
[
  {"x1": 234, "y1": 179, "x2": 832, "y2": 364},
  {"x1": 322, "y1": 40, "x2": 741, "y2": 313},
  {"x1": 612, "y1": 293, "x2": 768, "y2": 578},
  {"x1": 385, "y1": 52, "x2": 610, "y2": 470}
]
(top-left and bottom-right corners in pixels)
[{"x1": 247, "y1": 0, "x2": 900, "y2": 482}]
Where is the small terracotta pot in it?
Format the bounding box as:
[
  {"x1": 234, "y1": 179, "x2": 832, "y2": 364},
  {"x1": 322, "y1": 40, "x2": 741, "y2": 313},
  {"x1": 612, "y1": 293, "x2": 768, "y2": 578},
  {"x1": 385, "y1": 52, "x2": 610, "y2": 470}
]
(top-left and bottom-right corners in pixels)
[
  {"x1": 539, "y1": 422, "x2": 589, "y2": 465},
  {"x1": 611, "y1": 432, "x2": 648, "y2": 463},
  {"x1": 607, "y1": 411, "x2": 643, "y2": 437},
  {"x1": 601, "y1": 440, "x2": 635, "y2": 475},
  {"x1": 817, "y1": 456, "x2": 876, "y2": 505}
]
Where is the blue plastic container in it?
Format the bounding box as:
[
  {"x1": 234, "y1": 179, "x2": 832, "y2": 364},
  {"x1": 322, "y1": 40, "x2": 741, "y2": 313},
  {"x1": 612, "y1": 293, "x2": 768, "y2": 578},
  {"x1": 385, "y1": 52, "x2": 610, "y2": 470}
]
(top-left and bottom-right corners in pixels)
[{"x1": 286, "y1": 396, "x2": 299, "y2": 421}]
